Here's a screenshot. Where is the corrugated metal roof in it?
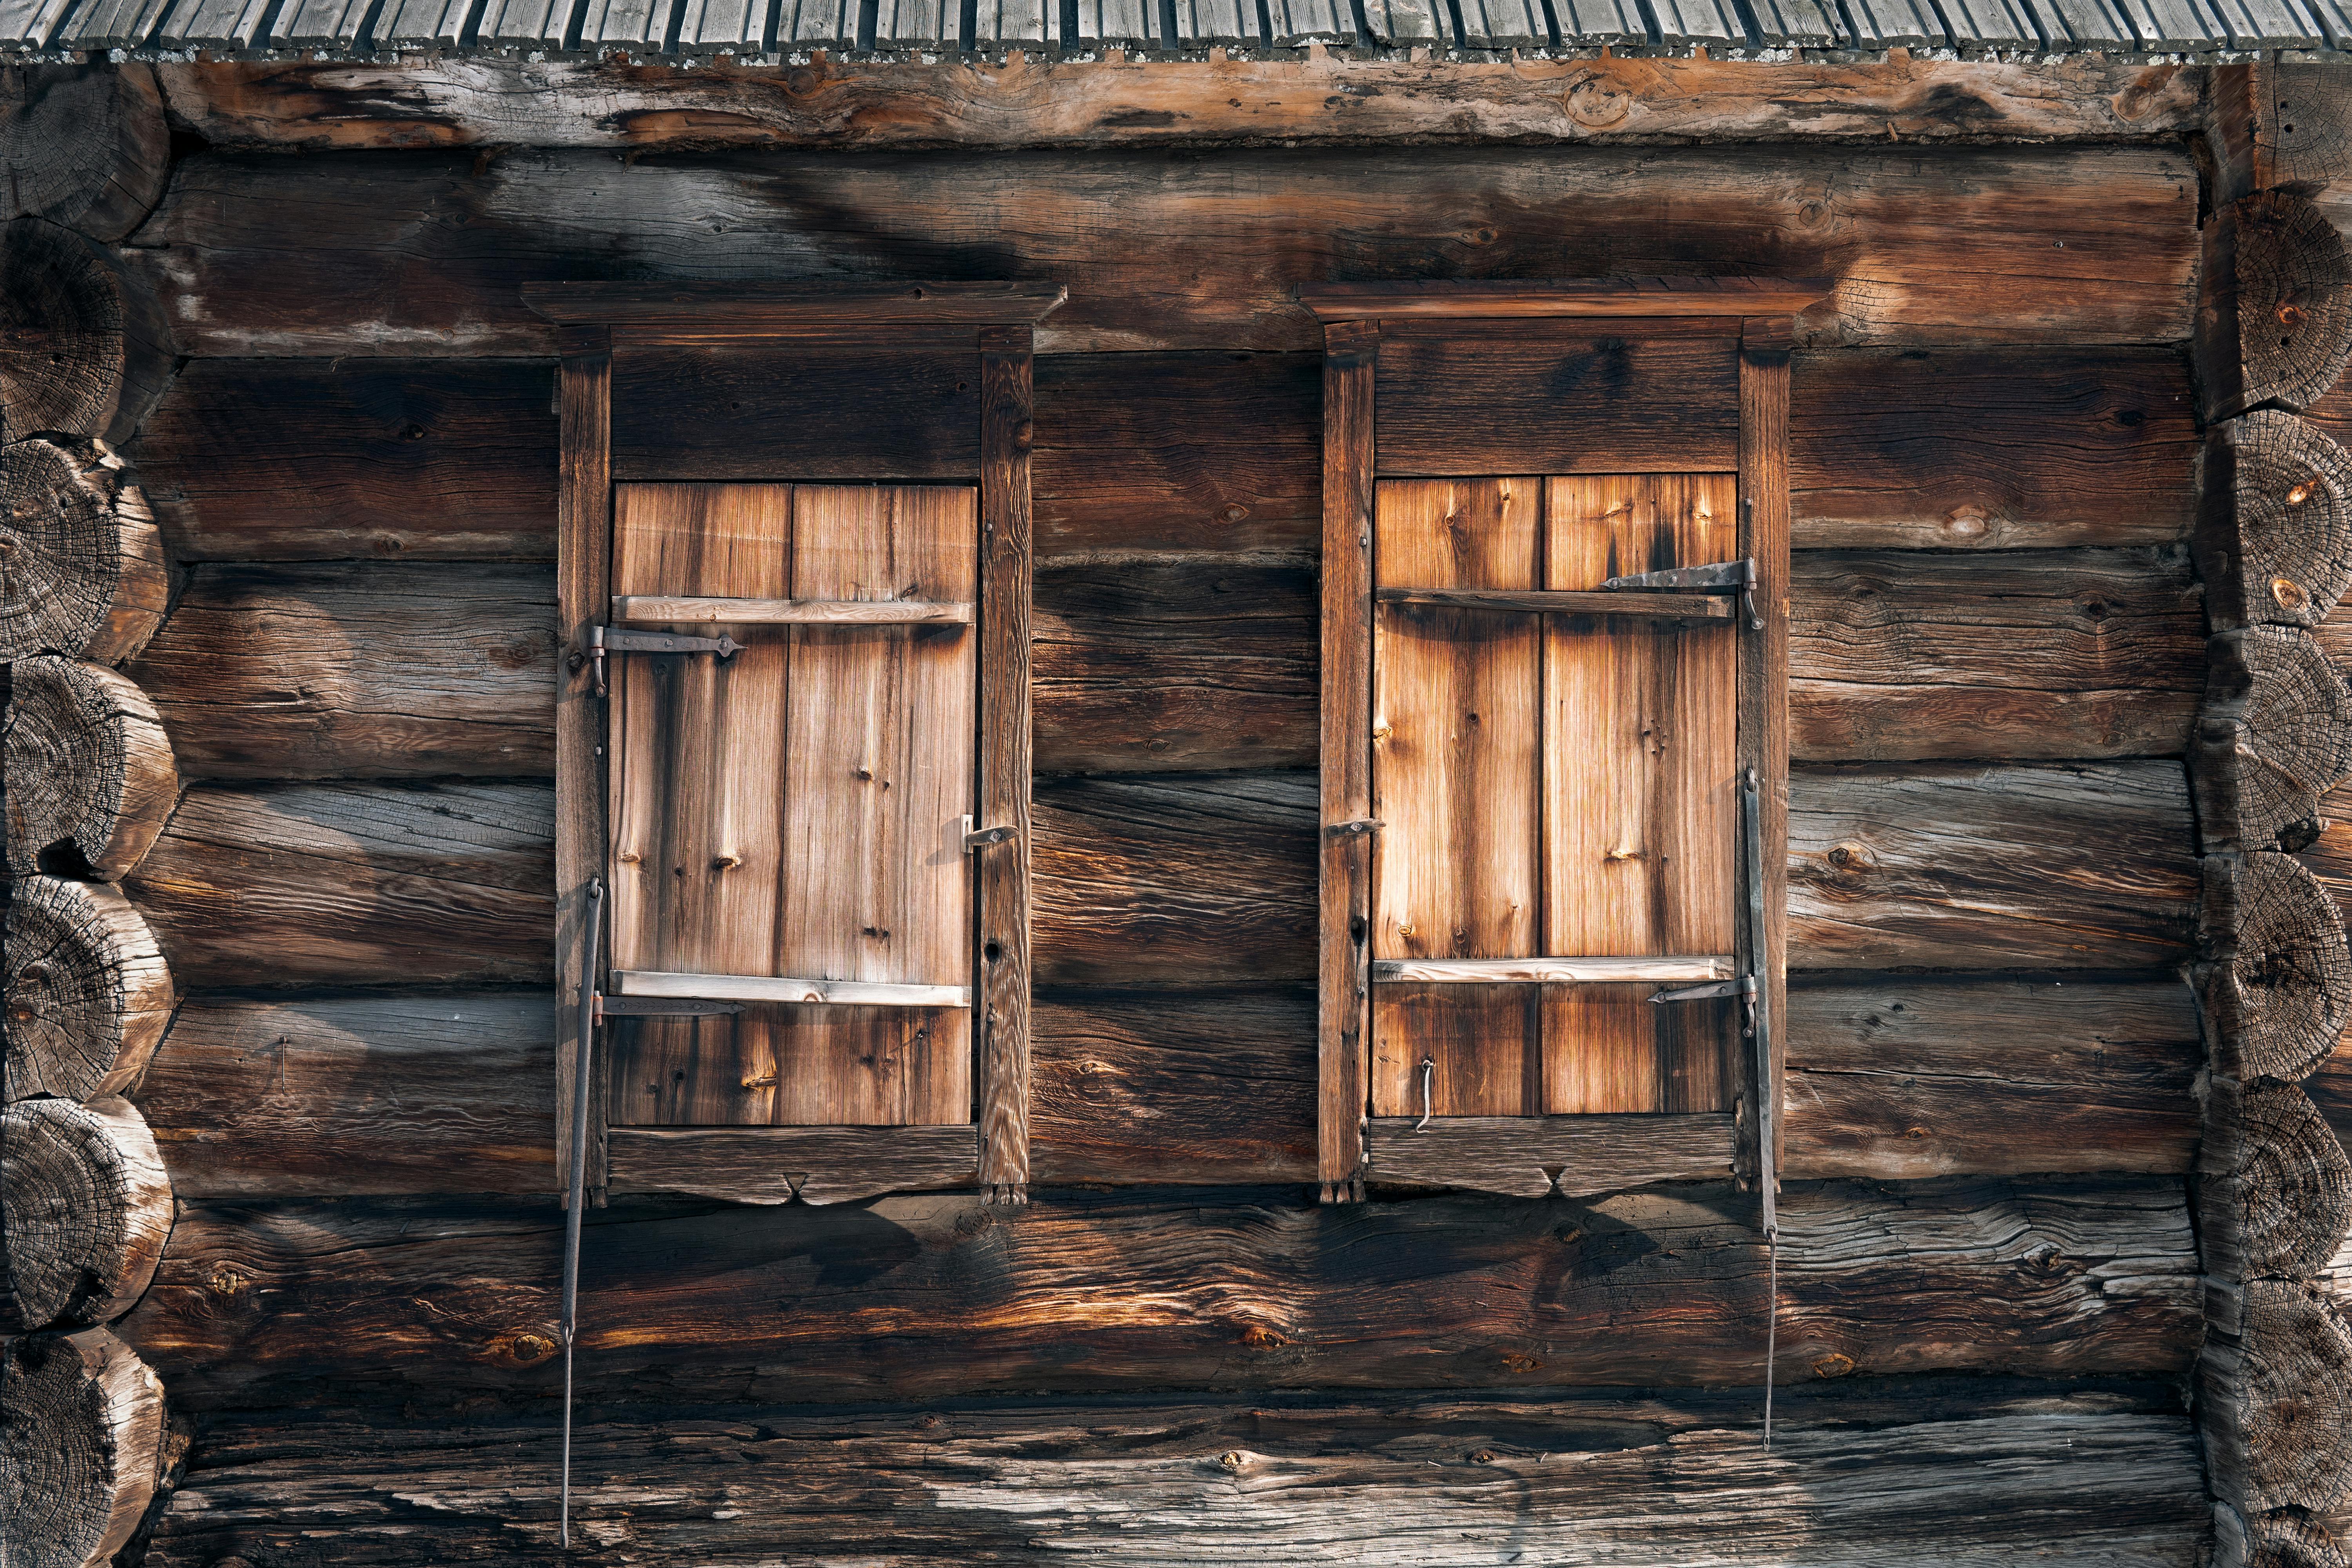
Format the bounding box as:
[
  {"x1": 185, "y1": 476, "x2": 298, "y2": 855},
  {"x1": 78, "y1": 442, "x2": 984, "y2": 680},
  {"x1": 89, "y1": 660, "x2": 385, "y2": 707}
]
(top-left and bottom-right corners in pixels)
[{"x1": 2, "y1": 0, "x2": 2334, "y2": 58}]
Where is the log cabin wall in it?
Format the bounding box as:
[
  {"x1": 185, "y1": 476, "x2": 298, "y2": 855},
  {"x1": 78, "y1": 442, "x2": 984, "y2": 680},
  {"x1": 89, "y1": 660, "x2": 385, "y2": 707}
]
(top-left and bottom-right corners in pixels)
[{"x1": 5, "y1": 47, "x2": 2344, "y2": 1567}]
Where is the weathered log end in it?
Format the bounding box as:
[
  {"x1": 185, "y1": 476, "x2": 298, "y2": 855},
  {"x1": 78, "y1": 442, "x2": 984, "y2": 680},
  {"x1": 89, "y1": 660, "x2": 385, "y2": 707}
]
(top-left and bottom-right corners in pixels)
[
  {"x1": 0, "y1": 218, "x2": 173, "y2": 446},
  {"x1": 0, "y1": 1326, "x2": 166, "y2": 1568},
  {"x1": 2197, "y1": 627, "x2": 2352, "y2": 853},
  {"x1": 2205, "y1": 1279, "x2": 2352, "y2": 1517},
  {"x1": 0, "y1": 1095, "x2": 172, "y2": 1333},
  {"x1": 0, "y1": 438, "x2": 169, "y2": 662},
  {"x1": 2203, "y1": 853, "x2": 2352, "y2": 1082},
  {"x1": 2269, "y1": 64, "x2": 2352, "y2": 198},
  {"x1": 4, "y1": 655, "x2": 178, "y2": 881},
  {"x1": 0, "y1": 65, "x2": 172, "y2": 243},
  {"x1": 2243, "y1": 1505, "x2": 2352, "y2": 1568},
  {"x1": 2196, "y1": 411, "x2": 2352, "y2": 631},
  {"x1": 2203, "y1": 192, "x2": 2352, "y2": 424},
  {"x1": 2204, "y1": 1075, "x2": 2352, "y2": 1282},
  {"x1": 3, "y1": 876, "x2": 175, "y2": 1104}
]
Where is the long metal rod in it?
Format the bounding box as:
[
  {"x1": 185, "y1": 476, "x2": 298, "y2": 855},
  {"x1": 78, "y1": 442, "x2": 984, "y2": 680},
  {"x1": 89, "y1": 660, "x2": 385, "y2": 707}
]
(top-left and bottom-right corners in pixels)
[{"x1": 561, "y1": 875, "x2": 603, "y2": 1549}]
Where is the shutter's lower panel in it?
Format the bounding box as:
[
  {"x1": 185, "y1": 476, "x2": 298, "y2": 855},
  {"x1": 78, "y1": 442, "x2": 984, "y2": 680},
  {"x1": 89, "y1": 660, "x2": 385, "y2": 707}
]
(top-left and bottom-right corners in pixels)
[
  {"x1": 1363, "y1": 1112, "x2": 1735, "y2": 1198},
  {"x1": 607, "y1": 1125, "x2": 978, "y2": 1205}
]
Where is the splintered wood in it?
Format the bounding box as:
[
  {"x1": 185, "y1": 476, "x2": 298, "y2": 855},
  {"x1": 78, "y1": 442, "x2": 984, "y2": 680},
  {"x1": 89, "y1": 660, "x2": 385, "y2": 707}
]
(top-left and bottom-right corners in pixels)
[
  {"x1": 606, "y1": 483, "x2": 977, "y2": 1127},
  {"x1": 1370, "y1": 474, "x2": 1739, "y2": 1118}
]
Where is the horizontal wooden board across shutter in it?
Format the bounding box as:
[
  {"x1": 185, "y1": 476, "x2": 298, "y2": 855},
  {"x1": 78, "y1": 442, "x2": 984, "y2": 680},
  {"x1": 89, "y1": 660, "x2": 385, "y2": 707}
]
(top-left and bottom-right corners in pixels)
[{"x1": 606, "y1": 483, "x2": 976, "y2": 1127}]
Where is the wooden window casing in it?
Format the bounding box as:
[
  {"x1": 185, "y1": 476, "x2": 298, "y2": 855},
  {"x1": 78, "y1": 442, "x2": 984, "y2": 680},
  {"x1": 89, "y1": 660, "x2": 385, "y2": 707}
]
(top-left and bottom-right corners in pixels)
[
  {"x1": 528, "y1": 282, "x2": 1065, "y2": 1208},
  {"x1": 1300, "y1": 279, "x2": 1828, "y2": 1203}
]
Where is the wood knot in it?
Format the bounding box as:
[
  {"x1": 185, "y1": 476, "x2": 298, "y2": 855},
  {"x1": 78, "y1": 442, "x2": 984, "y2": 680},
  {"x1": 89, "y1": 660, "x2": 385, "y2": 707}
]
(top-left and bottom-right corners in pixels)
[
  {"x1": 1812, "y1": 1352, "x2": 1856, "y2": 1379},
  {"x1": 915, "y1": 1413, "x2": 945, "y2": 1431},
  {"x1": 1905, "y1": 1125, "x2": 1929, "y2": 1140},
  {"x1": 1499, "y1": 1351, "x2": 1544, "y2": 1373},
  {"x1": 2273, "y1": 576, "x2": 2312, "y2": 612},
  {"x1": 2288, "y1": 481, "x2": 2316, "y2": 506},
  {"x1": 1468, "y1": 1449, "x2": 1498, "y2": 1464},
  {"x1": 1941, "y1": 504, "x2": 1990, "y2": 540},
  {"x1": 1223, "y1": 504, "x2": 1249, "y2": 523},
  {"x1": 1239, "y1": 1323, "x2": 1292, "y2": 1349},
  {"x1": 711, "y1": 855, "x2": 740, "y2": 871},
  {"x1": 209, "y1": 1263, "x2": 248, "y2": 1297},
  {"x1": 1822, "y1": 840, "x2": 1877, "y2": 886},
  {"x1": 507, "y1": 1332, "x2": 555, "y2": 1364},
  {"x1": 1218, "y1": 1450, "x2": 1246, "y2": 1471}
]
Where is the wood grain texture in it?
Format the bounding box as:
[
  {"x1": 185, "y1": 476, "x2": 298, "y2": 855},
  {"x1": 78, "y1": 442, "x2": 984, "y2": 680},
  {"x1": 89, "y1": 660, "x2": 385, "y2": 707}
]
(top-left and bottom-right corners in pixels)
[
  {"x1": 554, "y1": 335, "x2": 610, "y2": 1195},
  {"x1": 125, "y1": 782, "x2": 555, "y2": 987},
  {"x1": 129, "y1": 144, "x2": 2197, "y2": 357},
  {"x1": 2196, "y1": 626, "x2": 2352, "y2": 853},
  {"x1": 134, "y1": 1385, "x2": 2209, "y2": 1568},
  {"x1": 610, "y1": 345, "x2": 981, "y2": 481},
  {"x1": 606, "y1": 1125, "x2": 978, "y2": 1204},
  {"x1": 1363, "y1": 1113, "x2": 1735, "y2": 1198},
  {"x1": 2201, "y1": 191, "x2": 2352, "y2": 425},
  {"x1": 1741, "y1": 336, "x2": 1793, "y2": 1192},
  {"x1": 2, "y1": 655, "x2": 176, "y2": 882},
  {"x1": 3, "y1": 876, "x2": 174, "y2": 1105},
  {"x1": 0, "y1": 217, "x2": 171, "y2": 446},
  {"x1": 2205, "y1": 851, "x2": 2352, "y2": 1084},
  {"x1": 2202, "y1": 1076, "x2": 2352, "y2": 1285},
  {"x1": 0, "y1": 1095, "x2": 171, "y2": 1334},
  {"x1": 0, "y1": 437, "x2": 167, "y2": 663},
  {"x1": 2205, "y1": 1280, "x2": 2352, "y2": 1517},
  {"x1": 978, "y1": 328, "x2": 1036, "y2": 1197},
  {"x1": 1319, "y1": 326, "x2": 1374, "y2": 1195},
  {"x1": 130, "y1": 562, "x2": 557, "y2": 779},
  {"x1": 2194, "y1": 411, "x2": 2352, "y2": 635},
  {"x1": 0, "y1": 64, "x2": 171, "y2": 242},
  {"x1": 0, "y1": 1328, "x2": 165, "y2": 1568},
  {"x1": 113, "y1": 1176, "x2": 2198, "y2": 1403}
]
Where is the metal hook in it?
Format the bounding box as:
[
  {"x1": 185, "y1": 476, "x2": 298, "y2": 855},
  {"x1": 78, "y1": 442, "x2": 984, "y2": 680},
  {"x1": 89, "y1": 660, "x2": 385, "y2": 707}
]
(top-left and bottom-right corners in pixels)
[{"x1": 1415, "y1": 1056, "x2": 1435, "y2": 1132}]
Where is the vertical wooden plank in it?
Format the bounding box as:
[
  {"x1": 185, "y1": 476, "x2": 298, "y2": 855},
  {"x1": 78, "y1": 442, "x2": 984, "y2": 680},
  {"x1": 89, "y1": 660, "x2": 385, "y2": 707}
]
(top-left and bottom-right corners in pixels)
[
  {"x1": 1369, "y1": 477, "x2": 1541, "y2": 1118},
  {"x1": 1319, "y1": 321, "x2": 1377, "y2": 1201},
  {"x1": 555, "y1": 329, "x2": 612, "y2": 1198},
  {"x1": 978, "y1": 327, "x2": 1036, "y2": 1202},
  {"x1": 1541, "y1": 473, "x2": 1739, "y2": 1115},
  {"x1": 1742, "y1": 319, "x2": 1795, "y2": 1191}
]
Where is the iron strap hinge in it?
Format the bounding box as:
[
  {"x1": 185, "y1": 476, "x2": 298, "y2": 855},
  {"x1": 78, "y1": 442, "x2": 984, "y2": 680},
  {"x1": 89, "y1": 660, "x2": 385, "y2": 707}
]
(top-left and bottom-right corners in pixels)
[
  {"x1": 582, "y1": 623, "x2": 744, "y2": 697},
  {"x1": 1599, "y1": 556, "x2": 1763, "y2": 632}
]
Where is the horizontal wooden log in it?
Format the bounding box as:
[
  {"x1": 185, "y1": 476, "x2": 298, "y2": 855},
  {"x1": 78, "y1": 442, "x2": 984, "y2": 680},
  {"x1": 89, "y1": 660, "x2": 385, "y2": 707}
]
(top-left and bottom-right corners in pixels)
[
  {"x1": 0, "y1": 218, "x2": 172, "y2": 446},
  {"x1": 607, "y1": 1126, "x2": 979, "y2": 1205},
  {"x1": 0, "y1": 65, "x2": 172, "y2": 243},
  {"x1": 135, "y1": 1384, "x2": 2207, "y2": 1567},
  {"x1": 149, "y1": 54, "x2": 2203, "y2": 152},
  {"x1": 2196, "y1": 626, "x2": 2352, "y2": 853},
  {"x1": 1364, "y1": 1114, "x2": 1736, "y2": 1199},
  {"x1": 123, "y1": 782, "x2": 554, "y2": 987},
  {"x1": 612, "y1": 344, "x2": 980, "y2": 481},
  {"x1": 0, "y1": 1096, "x2": 171, "y2": 1334},
  {"x1": 2, "y1": 1328, "x2": 167, "y2": 1568},
  {"x1": 2, "y1": 655, "x2": 177, "y2": 881},
  {"x1": 4, "y1": 876, "x2": 175, "y2": 1105},
  {"x1": 0, "y1": 437, "x2": 167, "y2": 663},
  {"x1": 2205, "y1": 1279, "x2": 2352, "y2": 1517},
  {"x1": 128, "y1": 563, "x2": 559, "y2": 779},
  {"x1": 2202, "y1": 1076, "x2": 2352, "y2": 1284},
  {"x1": 2195, "y1": 412, "x2": 2352, "y2": 633},
  {"x1": 2203, "y1": 852, "x2": 2352, "y2": 1083},
  {"x1": 113, "y1": 1176, "x2": 2198, "y2": 1401},
  {"x1": 1782, "y1": 978, "x2": 2201, "y2": 1180},
  {"x1": 129, "y1": 145, "x2": 2195, "y2": 358},
  {"x1": 2201, "y1": 191, "x2": 2352, "y2": 424}
]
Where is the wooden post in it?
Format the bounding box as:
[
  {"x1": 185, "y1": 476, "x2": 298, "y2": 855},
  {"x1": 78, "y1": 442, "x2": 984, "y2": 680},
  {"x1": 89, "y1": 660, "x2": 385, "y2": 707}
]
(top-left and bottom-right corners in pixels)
[
  {"x1": 978, "y1": 324, "x2": 1035, "y2": 1206},
  {"x1": 1317, "y1": 319, "x2": 1375, "y2": 1204},
  {"x1": 1740, "y1": 317, "x2": 1793, "y2": 1197}
]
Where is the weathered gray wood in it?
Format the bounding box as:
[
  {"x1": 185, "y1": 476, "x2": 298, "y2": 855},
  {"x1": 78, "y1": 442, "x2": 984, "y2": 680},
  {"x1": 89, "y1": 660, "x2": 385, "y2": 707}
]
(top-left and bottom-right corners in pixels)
[
  {"x1": 372, "y1": 0, "x2": 478, "y2": 46},
  {"x1": 0, "y1": 0, "x2": 74, "y2": 47},
  {"x1": 2203, "y1": 852, "x2": 2352, "y2": 1083},
  {"x1": 1363, "y1": 1115, "x2": 1735, "y2": 1199},
  {"x1": 4, "y1": 877, "x2": 174, "y2": 1105},
  {"x1": 973, "y1": 0, "x2": 1047, "y2": 42},
  {"x1": 477, "y1": 0, "x2": 572, "y2": 47},
  {"x1": 1745, "y1": 0, "x2": 1838, "y2": 42},
  {"x1": 1937, "y1": 0, "x2": 2037, "y2": 45},
  {"x1": 1647, "y1": 0, "x2": 1741, "y2": 46},
  {"x1": 1840, "y1": 0, "x2": 1944, "y2": 43},
  {"x1": 114, "y1": 1177, "x2": 2197, "y2": 1401},
  {"x1": 2203, "y1": 1076, "x2": 2352, "y2": 1284},
  {"x1": 2202, "y1": 191, "x2": 2352, "y2": 425},
  {"x1": 2196, "y1": 626, "x2": 2352, "y2": 853},
  {"x1": 2116, "y1": 0, "x2": 2222, "y2": 45},
  {"x1": 1072, "y1": 0, "x2": 1156, "y2": 45},
  {"x1": 1455, "y1": 0, "x2": 1548, "y2": 45},
  {"x1": 0, "y1": 1096, "x2": 170, "y2": 1335},
  {"x1": 1553, "y1": 0, "x2": 1645, "y2": 41},
  {"x1": 2029, "y1": 0, "x2": 2135, "y2": 45},
  {"x1": 1359, "y1": 0, "x2": 1446, "y2": 41},
  {"x1": 0, "y1": 1328, "x2": 166, "y2": 1568},
  {"x1": 273, "y1": 0, "x2": 374, "y2": 48},
  {"x1": 1263, "y1": 0, "x2": 1354, "y2": 41},
  {"x1": 0, "y1": 439, "x2": 167, "y2": 662},
  {"x1": 2196, "y1": 411, "x2": 2352, "y2": 634},
  {"x1": 2206, "y1": 1280, "x2": 2352, "y2": 1517},
  {"x1": 0, "y1": 65, "x2": 171, "y2": 242},
  {"x1": 134, "y1": 1387, "x2": 2208, "y2": 1567},
  {"x1": 156, "y1": 0, "x2": 283, "y2": 47},
  {"x1": 608, "y1": 1126, "x2": 979, "y2": 1204},
  {"x1": 3, "y1": 655, "x2": 177, "y2": 881},
  {"x1": 677, "y1": 0, "x2": 766, "y2": 50},
  {"x1": 54, "y1": 0, "x2": 172, "y2": 50}
]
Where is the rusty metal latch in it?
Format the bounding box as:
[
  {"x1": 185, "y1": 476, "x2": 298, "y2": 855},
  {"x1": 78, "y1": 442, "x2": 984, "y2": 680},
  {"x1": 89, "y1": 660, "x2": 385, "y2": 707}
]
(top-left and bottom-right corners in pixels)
[
  {"x1": 1326, "y1": 818, "x2": 1384, "y2": 839},
  {"x1": 583, "y1": 623, "x2": 743, "y2": 697},
  {"x1": 1649, "y1": 972, "x2": 1759, "y2": 1037},
  {"x1": 963, "y1": 817, "x2": 1016, "y2": 851},
  {"x1": 1600, "y1": 557, "x2": 1762, "y2": 632}
]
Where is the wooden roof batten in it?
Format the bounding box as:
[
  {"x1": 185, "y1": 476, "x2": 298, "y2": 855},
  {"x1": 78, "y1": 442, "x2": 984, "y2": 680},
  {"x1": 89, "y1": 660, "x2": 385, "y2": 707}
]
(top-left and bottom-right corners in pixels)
[{"x1": 1294, "y1": 276, "x2": 1835, "y2": 321}]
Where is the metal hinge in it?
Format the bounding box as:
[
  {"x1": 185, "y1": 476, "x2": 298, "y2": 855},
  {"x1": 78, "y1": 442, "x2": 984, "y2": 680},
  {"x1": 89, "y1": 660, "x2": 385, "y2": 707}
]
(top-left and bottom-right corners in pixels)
[
  {"x1": 1325, "y1": 817, "x2": 1384, "y2": 839},
  {"x1": 592, "y1": 993, "x2": 746, "y2": 1024},
  {"x1": 963, "y1": 815, "x2": 1016, "y2": 851},
  {"x1": 1600, "y1": 557, "x2": 1763, "y2": 632},
  {"x1": 582, "y1": 624, "x2": 743, "y2": 697},
  {"x1": 1650, "y1": 971, "x2": 1759, "y2": 1037}
]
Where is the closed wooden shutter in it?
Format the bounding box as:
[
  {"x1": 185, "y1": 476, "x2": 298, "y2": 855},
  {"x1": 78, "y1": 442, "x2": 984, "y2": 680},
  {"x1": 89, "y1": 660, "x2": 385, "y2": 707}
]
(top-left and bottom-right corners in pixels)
[{"x1": 605, "y1": 482, "x2": 978, "y2": 1127}]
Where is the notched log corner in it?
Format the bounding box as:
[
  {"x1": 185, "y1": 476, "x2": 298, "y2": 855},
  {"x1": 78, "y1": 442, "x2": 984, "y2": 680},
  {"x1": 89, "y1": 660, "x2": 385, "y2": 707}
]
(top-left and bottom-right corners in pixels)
[
  {"x1": 0, "y1": 437, "x2": 169, "y2": 662},
  {"x1": 0, "y1": 1095, "x2": 172, "y2": 1334},
  {"x1": 2197, "y1": 411, "x2": 2352, "y2": 632},
  {"x1": 2196, "y1": 626, "x2": 2352, "y2": 853},
  {"x1": 2203, "y1": 191, "x2": 2352, "y2": 425},
  {"x1": 0, "y1": 217, "x2": 173, "y2": 446},
  {"x1": 0, "y1": 64, "x2": 172, "y2": 243},
  {"x1": 0, "y1": 1326, "x2": 167, "y2": 1568},
  {"x1": 3, "y1": 875, "x2": 176, "y2": 1104},
  {"x1": 2202, "y1": 853, "x2": 2352, "y2": 1082},
  {"x1": 2203, "y1": 1076, "x2": 2352, "y2": 1283},
  {"x1": 4, "y1": 654, "x2": 178, "y2": 881},
  {"x1": 2205, "y1": 1279, "x2": 2352, "y2": 1519}
]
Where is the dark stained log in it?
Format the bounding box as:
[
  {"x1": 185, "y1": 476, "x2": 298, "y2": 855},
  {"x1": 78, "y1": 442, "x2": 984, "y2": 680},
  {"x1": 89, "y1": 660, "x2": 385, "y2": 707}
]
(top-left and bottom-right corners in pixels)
[
  {"x1": 0, "y1": 1095, "x2": 171, "y2": 1333},
  {"x1": 2233, "y1": 62, "x2": 2352, "y2": 198},
  {"x1": 1032, "y1": 986, "x2": 1314, "y2": 1185},
  {"x1": 127, "y1": 563, "x2": 557, "y2": 779},
  {"x1": 134, "y1": 1385, "x2": 2207, "y2": 1568},
  {"x1": 149, "y1": 55, "x2": 2201, "y2": 152},
  {"x1": 0, "y1": 1327, "x2": 166, "y2": 1568},
  {"x1": 128, "y1": 358, "x2": 559, "y2": 561},
  {"x1": 3, "y1": 655, "x2": 177, "y2": 881},
  {"x1": 2203, "y1": 1076, "x2": 2352, "y2": 1284},
  {"x1": 1035, "y1": 557, "x2": 1316, "y2": 776},
  {"x1": 1782, "y1": 978, "x2": 2201, "y2": 1180},
  {"x1": 1363, "y1": 1114, "x2": 1735, "y2": 1199},
  {"x1": 2205, "y1": 1279, "x2": 2352, "y2": 1517},
  {"x1": 0, "y1": 438, "x2": 167, "y2": 662},
  {"x1": 127, "y1": 145, "x2": 2196, "y2": 357},
  {"x1": 1789, "y1": 761, "x2": 2196, "y2": 972},
  {"x1": 113, "y1": 1176, "x2": 2197, "y2": 1402},
  {"x1": 2237, "y1": 1508, "x2": 2352, "y2": 1568},
  {"x1": 2195, "y1": 412, "x2": 2352, "y2": 633},
  {"x1": 0, "y1": 65, "x2": 172, "y2": 242},
  {"x1": 2203, "y1": 853, "x2": 2352, "y2": 1084},
  {"x1": 0, "y1": 219, "x2": 172, "y2": 445},
  {"x1": 612, "y1": 344, "x2": 980, "y2": 481},
  {"x1": 1789, "y1": 346, "x2": 2196, "y2": 550},
  {"x1": 1789, "y1": 547, "x2": 2203, "y2": 762},
  {"x1": 130, "y1": 991, "x2": 555, "y2": 1198},
  {"x1": 2201, "y1": 192, "x2": 2352, "y2": 425},
  {"x1": 2197, "y1": 627, "x2": 2352, "y2": 853},
  {"x1": 3, "y1": 876, "x2": 174, "y2": 1104},
  {"x1": 607, "y1": 1127, "x2": 979, "y2": 1205},
  {"x1": 122, "y1": 782, "x2": 554, "y2": 987}
]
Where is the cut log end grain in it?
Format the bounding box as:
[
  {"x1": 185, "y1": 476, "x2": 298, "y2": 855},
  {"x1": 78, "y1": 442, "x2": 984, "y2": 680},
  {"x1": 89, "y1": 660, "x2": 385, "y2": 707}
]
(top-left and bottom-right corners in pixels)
[
  {"x1": 0, "y1": 219, "x2": 173, "y2": 446},
  {"x1": 2203, "y1": 853, "x2": 2352, "y2": 1082},
  {"x1": 2198, "y1": 412, "x2": 2352, "y2": 632},
  {"x1": 0, "y1": 65, "x2": 171, "y2": 242},
  {"x1": 4, "y1": 655, "x2": 178, "y2": 880},
  {"x1": 2206, "y1": 1281, "x2": 2352, "y2": 1517},
  {"x1": 2270, "y1": 65, "x2": 2352, "y2": 196},
  {"x1": 2247, "y1": 1506, "x2": 2352, "y2": 1568},
  {"x1": 0, "y1": 1327, "x2": 165, "y2": 1568},
  {"x1": 3, "y1": 877, "x2": 175, "y2": 1104},
  {"x1": 0, "y1": 1096, "x2": 171, "y2": 1333},
  {"x1": 2197, "y1": 627, "x2": 2352, "y2": 853},
  {"x1": 2205, "y1": 1076, "x2": 2352, "y2": 1282},
  {"x1": 0, "y1": 438, "x2": 168, "y2": 662},
  {"x1": 2205, "y1": 192, "x2": 2352, "y2": 423}
]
